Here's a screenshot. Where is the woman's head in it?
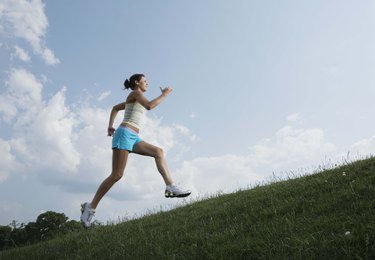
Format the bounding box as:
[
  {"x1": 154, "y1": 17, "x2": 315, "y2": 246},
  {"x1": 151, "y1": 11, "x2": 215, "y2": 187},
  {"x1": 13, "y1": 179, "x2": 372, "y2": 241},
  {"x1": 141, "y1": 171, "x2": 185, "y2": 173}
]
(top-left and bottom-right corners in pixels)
[{"x1": 124, "y1": 74, "x2": 146, "y2": 90}]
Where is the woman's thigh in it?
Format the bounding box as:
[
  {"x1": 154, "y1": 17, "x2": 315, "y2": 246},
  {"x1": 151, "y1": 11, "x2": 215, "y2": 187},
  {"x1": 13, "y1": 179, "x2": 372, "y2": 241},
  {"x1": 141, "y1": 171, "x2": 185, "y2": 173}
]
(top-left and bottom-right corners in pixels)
[
  {"x1": 132, "y1": 141, "x2": 162, "y2": 158},
  {"x1": 112, "y1": 148, "x2": 129, "y2": 174}
]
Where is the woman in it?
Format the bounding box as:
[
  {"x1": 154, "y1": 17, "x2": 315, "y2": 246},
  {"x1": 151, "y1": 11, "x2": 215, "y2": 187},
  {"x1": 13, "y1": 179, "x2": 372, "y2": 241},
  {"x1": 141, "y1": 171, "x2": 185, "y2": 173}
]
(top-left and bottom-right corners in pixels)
[{"x1": 80, "y1": 74, "x2": 191, "y2": 228}]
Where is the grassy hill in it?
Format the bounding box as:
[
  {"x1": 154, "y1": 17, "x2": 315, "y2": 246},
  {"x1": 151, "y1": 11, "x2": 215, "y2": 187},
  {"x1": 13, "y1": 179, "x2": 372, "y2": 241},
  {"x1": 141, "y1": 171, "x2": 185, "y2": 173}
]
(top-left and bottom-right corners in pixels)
[{"x1": 1, "y1": 157, "x2": 375, "y2": 259}]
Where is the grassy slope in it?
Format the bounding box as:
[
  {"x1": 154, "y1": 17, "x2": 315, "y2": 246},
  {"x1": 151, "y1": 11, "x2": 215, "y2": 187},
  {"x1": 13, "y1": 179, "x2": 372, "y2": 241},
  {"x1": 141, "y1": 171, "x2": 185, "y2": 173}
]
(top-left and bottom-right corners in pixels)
[{"x1": 1, "y1": 157, "x2": 375, "y2": 259}]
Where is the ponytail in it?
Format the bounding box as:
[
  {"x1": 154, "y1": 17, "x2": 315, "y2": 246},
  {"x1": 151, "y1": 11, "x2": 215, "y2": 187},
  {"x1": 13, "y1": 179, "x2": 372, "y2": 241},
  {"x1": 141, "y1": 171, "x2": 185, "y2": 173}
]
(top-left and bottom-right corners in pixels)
[
  {"x1": 123, "y1": 79, "x2": 132, "y2": 90},
  {"x1": 123, "y1": 73, "x2": 145, "y2": 90}
]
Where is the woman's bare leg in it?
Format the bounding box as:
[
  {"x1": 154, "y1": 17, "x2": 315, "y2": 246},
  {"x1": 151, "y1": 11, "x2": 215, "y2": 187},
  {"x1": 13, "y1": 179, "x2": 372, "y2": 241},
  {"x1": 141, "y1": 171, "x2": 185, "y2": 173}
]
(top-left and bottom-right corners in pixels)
[
  {"x1": 90, "y1": 149, "x2": 129, "y2": 209},
  {"x1": 132, "y1": 141, "x2": 173, "y2": 185}
]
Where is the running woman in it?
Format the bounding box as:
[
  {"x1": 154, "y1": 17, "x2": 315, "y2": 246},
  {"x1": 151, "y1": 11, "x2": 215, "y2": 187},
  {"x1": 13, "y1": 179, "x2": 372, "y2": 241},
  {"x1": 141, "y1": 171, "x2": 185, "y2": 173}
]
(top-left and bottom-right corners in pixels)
[{"x1": 80, "y1": 74, "x2": 191, "y2": 228}]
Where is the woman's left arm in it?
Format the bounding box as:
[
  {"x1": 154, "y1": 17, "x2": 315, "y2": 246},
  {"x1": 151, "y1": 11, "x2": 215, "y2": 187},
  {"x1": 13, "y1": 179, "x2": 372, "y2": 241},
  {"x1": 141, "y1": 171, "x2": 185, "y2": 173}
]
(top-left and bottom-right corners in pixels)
[{"x1": 108, "y1": 102, "x2": 126, "y2": 136}]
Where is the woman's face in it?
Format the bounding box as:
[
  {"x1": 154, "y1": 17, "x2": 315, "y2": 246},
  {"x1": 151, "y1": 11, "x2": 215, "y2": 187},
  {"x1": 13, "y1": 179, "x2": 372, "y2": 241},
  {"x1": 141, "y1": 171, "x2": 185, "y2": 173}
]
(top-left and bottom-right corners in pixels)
[{"x1": 136, "y1": 77, "x2": 148, "y2": 92}]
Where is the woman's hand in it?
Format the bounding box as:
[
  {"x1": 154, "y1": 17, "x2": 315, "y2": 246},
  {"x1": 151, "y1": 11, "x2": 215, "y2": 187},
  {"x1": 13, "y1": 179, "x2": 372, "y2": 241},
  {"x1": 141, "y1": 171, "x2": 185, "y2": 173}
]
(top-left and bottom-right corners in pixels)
[
  {"x1": 108, "y1": 127, "x2": 116, "y2": 136},
  {"x1": 160, "y1": 86, "x2": 173, "y2": 97}
]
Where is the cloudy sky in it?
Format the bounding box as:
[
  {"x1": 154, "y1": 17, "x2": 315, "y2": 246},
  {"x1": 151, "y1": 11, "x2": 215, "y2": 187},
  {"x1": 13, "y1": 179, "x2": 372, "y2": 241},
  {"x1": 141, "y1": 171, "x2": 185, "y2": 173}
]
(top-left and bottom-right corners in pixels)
[{"x1": 0, "y1": 0, "x2": 374, "y2": 225}]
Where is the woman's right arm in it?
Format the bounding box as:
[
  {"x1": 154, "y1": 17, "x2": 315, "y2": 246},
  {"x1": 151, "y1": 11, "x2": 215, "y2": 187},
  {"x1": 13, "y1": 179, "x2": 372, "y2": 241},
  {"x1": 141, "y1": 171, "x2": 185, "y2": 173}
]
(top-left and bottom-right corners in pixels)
[
  {"x1": 108, "y1": 102, "x2": 126, "y2": 136},
  {"x1": 132, "y1": 87, "x2": 173, "y2": 110}
]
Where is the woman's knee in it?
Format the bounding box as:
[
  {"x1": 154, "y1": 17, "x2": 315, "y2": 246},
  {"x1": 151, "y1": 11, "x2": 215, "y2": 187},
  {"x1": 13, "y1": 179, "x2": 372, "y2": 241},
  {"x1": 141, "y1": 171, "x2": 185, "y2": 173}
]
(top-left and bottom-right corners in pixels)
[
  {"x1": 155, "y1": 147, "x2": 164, "y2": 158},
  {"x1": 110, "y1": 171, "x2": 124, "y2": 182}
]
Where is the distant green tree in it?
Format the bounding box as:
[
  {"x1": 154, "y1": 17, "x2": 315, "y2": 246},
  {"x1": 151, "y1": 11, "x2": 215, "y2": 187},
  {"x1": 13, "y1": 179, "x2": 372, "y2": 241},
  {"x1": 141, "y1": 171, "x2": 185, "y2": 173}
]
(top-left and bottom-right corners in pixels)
[
  {"x1": 35, "y1": 211, "x2": 68, "y2": 240},
  {"x1": 1, "y1": 211, "x2": 84, "y2": 250},
  {"x1": 10, "y1": 222, "x2": 27, "y2": 247},
  {"x1": 0, "y1": 221, "x2": 28, "y2": 250},
  {"x1": 9, "y1": 220, "x2": 20, "y2": 230},
  {"x1": 25, "y1": 221, "x2": 39, "y2": 244},
  {"x1": 0, "y1": 225, "x2": 12, "y2": 249}
]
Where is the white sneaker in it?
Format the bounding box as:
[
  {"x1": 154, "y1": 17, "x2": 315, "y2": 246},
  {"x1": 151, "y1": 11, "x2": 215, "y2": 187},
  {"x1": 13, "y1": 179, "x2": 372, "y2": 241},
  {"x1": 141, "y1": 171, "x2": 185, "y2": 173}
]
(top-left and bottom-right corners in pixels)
[
  {"x1": 80, "y1": 202, "x2": 95, "y2": 228},
  {"x1": 165, "y1": 184, "x2": 191, "y2": 198}
]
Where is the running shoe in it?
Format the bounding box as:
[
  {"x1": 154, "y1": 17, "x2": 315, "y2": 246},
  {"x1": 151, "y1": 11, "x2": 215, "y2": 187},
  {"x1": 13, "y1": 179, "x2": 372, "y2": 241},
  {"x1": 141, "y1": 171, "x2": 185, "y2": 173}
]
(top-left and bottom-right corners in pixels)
[
  {"x1": 80, "y1": 202, "x2": 95, "y2": 228},
  {"x1": 165, "y1": 184, "x2": 191, "y2": 198}
]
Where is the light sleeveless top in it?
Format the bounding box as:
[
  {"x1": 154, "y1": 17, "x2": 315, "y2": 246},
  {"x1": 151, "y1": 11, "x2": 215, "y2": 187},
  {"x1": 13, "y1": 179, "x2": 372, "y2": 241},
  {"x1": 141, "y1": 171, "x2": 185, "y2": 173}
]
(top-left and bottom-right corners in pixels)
[{"x1": 122, "y1": 102, "x2": 146, "y2": 129}]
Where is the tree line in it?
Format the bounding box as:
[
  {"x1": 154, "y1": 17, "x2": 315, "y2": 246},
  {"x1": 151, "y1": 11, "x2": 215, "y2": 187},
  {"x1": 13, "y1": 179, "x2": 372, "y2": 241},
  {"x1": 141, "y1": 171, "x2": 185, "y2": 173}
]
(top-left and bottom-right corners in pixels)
[{"x1": 0, "y1": 211, "x2": 90, "y2": 250}]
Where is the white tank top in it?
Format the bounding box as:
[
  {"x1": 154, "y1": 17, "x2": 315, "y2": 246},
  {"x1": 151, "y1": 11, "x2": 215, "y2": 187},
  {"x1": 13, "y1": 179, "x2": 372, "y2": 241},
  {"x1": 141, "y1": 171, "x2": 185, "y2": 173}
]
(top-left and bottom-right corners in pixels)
[{"x1": 122, "y1": 102, "x2": 146, "y2": 129}]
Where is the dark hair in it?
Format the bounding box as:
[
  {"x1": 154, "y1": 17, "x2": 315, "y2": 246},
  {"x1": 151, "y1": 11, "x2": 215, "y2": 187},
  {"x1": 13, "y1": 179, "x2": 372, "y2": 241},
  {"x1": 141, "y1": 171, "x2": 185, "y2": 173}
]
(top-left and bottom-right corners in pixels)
[{"x1": 124, "y1": 74, "x2": 145, "y2": 90}]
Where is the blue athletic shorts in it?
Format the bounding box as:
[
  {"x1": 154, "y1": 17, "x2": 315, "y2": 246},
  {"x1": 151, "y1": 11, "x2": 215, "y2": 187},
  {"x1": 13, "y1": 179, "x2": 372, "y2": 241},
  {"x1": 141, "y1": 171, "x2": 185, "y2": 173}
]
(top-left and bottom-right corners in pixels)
[{"x1": 112, "y1": 126, "x2": 142, "y2": 152}]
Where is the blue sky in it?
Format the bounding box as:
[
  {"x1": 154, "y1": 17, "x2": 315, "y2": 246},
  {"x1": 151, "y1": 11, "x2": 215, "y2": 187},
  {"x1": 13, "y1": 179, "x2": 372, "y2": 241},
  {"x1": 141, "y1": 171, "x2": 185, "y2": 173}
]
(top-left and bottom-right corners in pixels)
[{"x1": 0, "y1": 0, "x2": 375, "y2": 225}]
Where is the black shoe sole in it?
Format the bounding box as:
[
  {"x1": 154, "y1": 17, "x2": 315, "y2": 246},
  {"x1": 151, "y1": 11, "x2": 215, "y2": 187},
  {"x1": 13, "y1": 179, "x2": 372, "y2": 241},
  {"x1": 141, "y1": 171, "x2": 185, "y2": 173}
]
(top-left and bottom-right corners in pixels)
[{"x1": 165, "y1": 191, "x2": 191, "y2": 198}]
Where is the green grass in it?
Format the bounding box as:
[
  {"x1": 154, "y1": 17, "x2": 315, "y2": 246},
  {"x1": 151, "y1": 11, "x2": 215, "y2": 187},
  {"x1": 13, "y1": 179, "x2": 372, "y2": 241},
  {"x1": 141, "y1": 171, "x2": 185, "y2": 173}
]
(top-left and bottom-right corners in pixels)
[{"x1": 1, "y1": 157, "x2": 375, "y2": 259}]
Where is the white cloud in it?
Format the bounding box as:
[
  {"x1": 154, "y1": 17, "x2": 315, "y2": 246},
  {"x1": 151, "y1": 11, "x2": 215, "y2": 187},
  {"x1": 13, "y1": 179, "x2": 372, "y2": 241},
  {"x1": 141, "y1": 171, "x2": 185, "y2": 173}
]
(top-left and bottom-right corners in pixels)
[
  {"x1": 74, "y1": 105, "x2": 113, "y2": 182},
  {"x1": 176, "y1": 155, "x2": 264, "y2": 196},
  {"x1": 9, "y1": 138, "x2": 33, "y2": 162},
  {"x1": 0, "y1": 69, "x2": 79, "y2": 177},
  {"x1": 0, "y1": 95, "x2": 17, "y2": 123},
  {"x1": 0, "y1": 0, "x2": 60, "y2": 65},
  {"x1": 173, "y1": 125, "x2": 375, "y2": 202},
  {"x1": 0, "y1": 139, "x2": 17, "y2": 182},
  {"x1": 0, "y1": 68, "x2": 43, "y2": 123},
  {"x1": 349, "y1": 135, "x2": 375, "y2": 157},
  {"x1": 173, "y1": 124, "x2": 197, "y2": 142},
  {"x1": 250, "y1": 126, "x2": 336, "y2": 167},
  {"x1": 189, "y1": 113, "x2": 196, "y2": 119},
  {"x1": 6, "y1": 68, "x2": 42, "y2": 103},
  {"x1": 286, "y1": 112, "x2": 300, "y2": 122},
  {"x1": 41, "y1": 47, "x2": 59, "y2": 65},
  {"x1": 175, "y1": 125, "x2": 338, "y2": 198},
  {"x1": 141, "y1": 116, "x2": 178, "y2": 152},
  {"x1": 14, "y1": 45, "x2": 30, "y2": 62},
  {"x1": 98, "y1": 90, "x2": 111, "y2": 101},
  {"x1": 40, "y1": 74, "x2": 48, "y2": 83},
  {"x1": 29, "y1": 87, "x2": 80, "y2": 172}
]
